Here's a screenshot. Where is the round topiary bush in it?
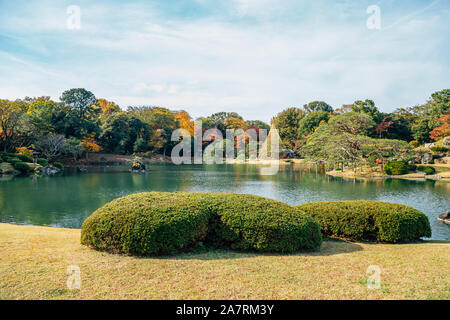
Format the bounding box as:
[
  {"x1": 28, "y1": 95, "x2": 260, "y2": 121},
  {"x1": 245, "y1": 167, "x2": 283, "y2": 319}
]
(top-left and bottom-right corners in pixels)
[
  {"x1": 6, "y1": 157, "x2": 21, "y2": 165},
  {"x1": 383, "y1": 160, "x2": 408, "y2": 175},
  {"x1": 37, "y1": 158, "x2": 48, "y2": 166},
  {"x1": 417, "y1": 165, "x2": 436, "y2": 175},
  {"x1": 13, "y1": 162, "x2": 31, "y2": 173},
  {"x1": 196, "y1": 193, "x2": 322, "y2": 253},
  {"x1": 81, "y1": 192, "x2": 322, "y2": 256},
  {"x1": 297, "y1": 201, "x2": 431, "y2": 243},
  {"x1": 17, "y1": 154, "x2": 33, "y2": 162},
  {"x1": 81, "y1": 192, "x2": 210, "y2": 255},
  {"x1": 52, "y1": 162, "x2": 64, "y2": 170}
]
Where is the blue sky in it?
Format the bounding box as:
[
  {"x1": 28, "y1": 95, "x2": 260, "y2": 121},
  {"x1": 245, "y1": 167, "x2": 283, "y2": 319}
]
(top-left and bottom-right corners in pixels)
[{"x1": 0, "y1": 0, "x2": 449, "y2": 122}]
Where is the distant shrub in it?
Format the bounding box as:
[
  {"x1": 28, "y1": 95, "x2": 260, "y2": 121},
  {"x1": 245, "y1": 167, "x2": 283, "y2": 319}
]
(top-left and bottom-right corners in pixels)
[
  {"x1": 6, "y1": 157, "x2": 21, "y2": 165},
  {"x1": 143, "y1": 151, "x2": 153, "y2": 158},
  {"x1": 81, "y1": 192, "x2": 322, "y2": 256},
  {"x1": 407, "y1": 164, "x2": 417, "y2": 171},
  {"x1": 430, "y1": 146, "x2": 448, "y2": 153},
  {"x1": 13, "y1": 162, "x2": 31, "y2": 173},
  {"x1": 297, "y1": 200, "x2": 431, "y2": 243},
  {"x1": 37, "y1": 158, "x2": 48, "y2": 166},
  {"x1": 417, "y1": 166, "x2": 435, "y2": 175},
  {"x1": 384, "y1": 160, "x2": 408, "y2": 175},
  {"x1": 17, "y1": 154, "x2": 33, "y2": 162},
  {"x1": 409, "y1": 140, "x2": 420, "y2": 148},
  {"x1": 52, "y1": 162, "x2": 64, "y2": 170}
]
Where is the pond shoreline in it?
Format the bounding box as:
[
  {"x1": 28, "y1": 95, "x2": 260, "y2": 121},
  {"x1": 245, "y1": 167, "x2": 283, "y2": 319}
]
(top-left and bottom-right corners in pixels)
[
  {"x1": 1, "y1": 163, "x2": 448, "y2": 240},
  {"x1": 326, "y1": 164, "x2": 450, "y2": 182}
]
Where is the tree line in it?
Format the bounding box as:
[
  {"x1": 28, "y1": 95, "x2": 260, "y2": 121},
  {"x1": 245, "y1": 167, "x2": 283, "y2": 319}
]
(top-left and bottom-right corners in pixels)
[
  {"x1": 0, "y1": 88, "x2": 270, "y2": 160},
  {"x1": 0, "y1": 88, "x2": 448, "y2": 164},
  {"x1": 271, "y1": 89, "x2": 449, "y2": 169}
]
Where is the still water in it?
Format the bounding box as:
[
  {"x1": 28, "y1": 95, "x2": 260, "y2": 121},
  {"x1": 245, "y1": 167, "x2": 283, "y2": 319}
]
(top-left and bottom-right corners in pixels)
[{"x1": 0, "y1": 164, "x2": 448, "y2": 240}]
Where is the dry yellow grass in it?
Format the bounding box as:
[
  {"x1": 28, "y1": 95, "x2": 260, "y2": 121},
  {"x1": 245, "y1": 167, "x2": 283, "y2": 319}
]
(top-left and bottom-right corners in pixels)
[{"x1": 0, "y1": 223, "x2": 448, "y2": 300}]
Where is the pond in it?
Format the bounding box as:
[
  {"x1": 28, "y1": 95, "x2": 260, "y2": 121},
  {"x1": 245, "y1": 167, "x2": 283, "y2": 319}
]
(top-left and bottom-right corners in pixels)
[{"x1": 0, "y1": 163, "x2": 449, "y2": 240}]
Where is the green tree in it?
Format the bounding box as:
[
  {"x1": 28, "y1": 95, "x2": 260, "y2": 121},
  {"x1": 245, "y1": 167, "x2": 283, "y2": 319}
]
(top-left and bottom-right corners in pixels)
[
  {"x1": 58, "y1": 88, "x2": 100, "y2": 138},
  {"x1": 382, "y1": 109, "x2": 414, "y2": 141},
  {"x1": 410, "y1": 89, "x2": 450, "y2": 143},
  {"x1": 327, "y1": 112, "x2": 375, "y2": 136},
  {"x1": 128, "y1": 106, "x2": 176, "y2": 155},
  {"x1": 302, "y1": 112, "x2": 378, "y2": 170},
  {"x1": 26, "y1": 96, "x2": 64, "y2": 134},
  {"x1": 0, "y1": 99, "x2": 28, "y2": 152},
  {"x1": 60, "y1": 88, "x2": 98, "y2": 119},
  {"x1": 66, "y1": 137, "x2": 83, "y2": 162},
  {"x1": 271, "y1": 107, "x2": 305, "y2": 150},
  {"x1": 99, "y1": 113, "x2": 151, "y2": 154},
  {"x1": 351, "y1": 99, "x2": 383, "y2": 123},
  {"x1": 297, "y1": 111, "x2": 330, "y2": 140},
  {"x1": 245, "y1": 120, "x2": 270, "y2": 131},
  {"x1": 303, "y1": 101, "x2": 333, "y2": 113}
]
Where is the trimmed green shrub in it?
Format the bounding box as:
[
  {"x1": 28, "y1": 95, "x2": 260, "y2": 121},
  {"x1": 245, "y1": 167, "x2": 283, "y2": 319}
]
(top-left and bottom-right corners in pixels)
[
  {"x1": 37, "y1": 158, "x2": 48, "y2": 166},
  {"x1": 197, "y1": 193, "x2": 322, "y2": 253},
  {"x1": 383, "y1": 160, "x2": 408, "y2": 175},
  {"x1": 6, "y1": 157, "x2": 21, "y2": 165},
  {"x1": 81, "y1": 192, "x2": 210, "y2": 255},
  {"x1": 81, "y1": 192, "x2": 322, "y2": 256},
  {"x1": 407, "y1": 164, "x2": 417, "y2": 171},
  {"x1": 430, "y1": 146, "x2": 448, "y2": 153},
  {"x1": 53, "y1": 162, "x2": 64, "y2": 170},
  {"x1": 13, "y1": 162, "x2": 30, "y2": 173},
  {"x1": 417, "y1": 166, "x2": 435, "y2": 175},
  {"x1": 297, "y1": 201, "x2": 431, "y2": 243},
  {"x1": 17, "y1": 154, "x2": 33, "y2": 162}
]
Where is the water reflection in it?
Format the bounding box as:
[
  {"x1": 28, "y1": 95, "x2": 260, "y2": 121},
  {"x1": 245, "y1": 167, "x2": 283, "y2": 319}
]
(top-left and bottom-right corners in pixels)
[{"x1": 0, "y1": 163, "x2": 448, "y2": 240}]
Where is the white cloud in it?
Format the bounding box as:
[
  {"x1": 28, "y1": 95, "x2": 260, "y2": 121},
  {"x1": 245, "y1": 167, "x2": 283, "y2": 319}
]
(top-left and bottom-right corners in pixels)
[{"x1": 0, "y1": 0, "x2": 448, "y2": 122}]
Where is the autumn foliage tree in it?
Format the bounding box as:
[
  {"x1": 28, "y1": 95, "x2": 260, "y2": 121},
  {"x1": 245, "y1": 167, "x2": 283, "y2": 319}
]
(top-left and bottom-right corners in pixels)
[
  {"x1": 81, "y1": 132, "x2": 102, "y2": 159},
  {"x1": 175, "y1": 110, "x2": 194, "y2": 136},
  {"x1": 376, "y1": 120, "x2": 394, "y2": 138},
  {"x1": 429, "y1": 112, "x2": 450, "y2": 141}
]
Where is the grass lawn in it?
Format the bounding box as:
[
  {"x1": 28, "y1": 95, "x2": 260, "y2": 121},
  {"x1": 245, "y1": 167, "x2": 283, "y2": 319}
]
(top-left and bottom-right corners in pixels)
[{"x1": 0, "y1": 223, "x2": 448, "y2": 300}]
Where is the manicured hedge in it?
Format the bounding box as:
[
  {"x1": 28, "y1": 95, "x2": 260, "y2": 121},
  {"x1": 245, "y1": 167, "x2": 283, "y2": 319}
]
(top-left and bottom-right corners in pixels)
[
  {"x1": 81, "y1": 192, "x2": 322, "y2": 255},
  {"x1": 384, "y1": 160, "x2": 408, "y2": 175},
  {"x1": 197, "y1": 193, "x2": 322, "y2": 253},
  {"x1": 13, "y1": 162, "x2": 31, "y2": 173},
  {"x1": 53, "y1": 162, "x2": 64, "y2": 170},
  {"x1": 17, "y1": 154, "x2": 33, "y2": 162},
  {"x1": 417, "y1": 165, "x2": 435, "y2": 175},
  {"x1": 37, "y1": 158, "x2": 48, "y2": 166},
  {"x1": 6, "y1": 157, "x2": 21, "y2": 165},
  {"x1": 297, "y1": 201, "x2": 431, "y2": 243}
]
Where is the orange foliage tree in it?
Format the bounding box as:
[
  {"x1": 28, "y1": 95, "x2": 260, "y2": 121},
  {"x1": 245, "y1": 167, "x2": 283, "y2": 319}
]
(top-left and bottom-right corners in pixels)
[
  {"x1": 81, "y1": 133, "x2": 102, "y2": 159},
  {"x1": 16, "y1": 146, "x2": 33, "y2": 157},
  {"x1": 175, "y1": 110, "x2": 194, "y2": 136},
  {"x1": 429, "y1": 112, "x2": 450, "y2": 141}
]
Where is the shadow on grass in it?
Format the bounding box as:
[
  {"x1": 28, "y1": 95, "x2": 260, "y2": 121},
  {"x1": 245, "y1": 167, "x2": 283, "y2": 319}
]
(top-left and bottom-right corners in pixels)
[{"x1": 151, "y1": 238, "x2": 364, "y2": 261}]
